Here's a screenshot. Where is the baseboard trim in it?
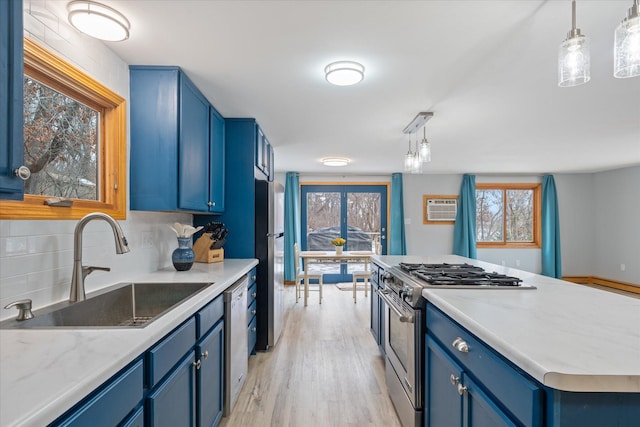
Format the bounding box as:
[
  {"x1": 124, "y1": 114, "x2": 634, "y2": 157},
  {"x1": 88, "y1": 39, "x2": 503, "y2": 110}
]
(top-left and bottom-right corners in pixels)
[{"x1": 562, "y1": 276, "x2": 640, "y2": 295}]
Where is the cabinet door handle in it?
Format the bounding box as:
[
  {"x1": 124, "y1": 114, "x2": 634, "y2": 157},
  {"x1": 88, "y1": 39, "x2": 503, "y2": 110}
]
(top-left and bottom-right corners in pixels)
[
  {"x1": 13, "y1": 166, "x2": 31, "y2": 181},
  {"x1": 193, "y1": 360, "x2": 201, "y2": 370},
  {"x1": 452, "y1": 337, "x2": 469, "y2": 353},
  {"x1": 457, "y1": 383, "x2": 468, "y2": 395},
  {"x1": 201, "y1": 350, "x2": 209, "y2": 360},
  {"x1": 450, "y1": 374, "x2": 460, "y2": 385}
]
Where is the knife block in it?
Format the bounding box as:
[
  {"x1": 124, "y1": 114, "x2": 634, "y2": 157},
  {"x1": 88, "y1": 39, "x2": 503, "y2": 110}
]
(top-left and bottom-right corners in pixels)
[{"x1": 193, "y1": 234, "x2": 225, "y2": 263}]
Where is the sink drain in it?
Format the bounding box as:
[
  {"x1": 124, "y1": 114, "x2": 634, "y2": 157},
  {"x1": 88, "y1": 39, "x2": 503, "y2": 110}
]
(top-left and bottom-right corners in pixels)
[{"x1": 118, "y1": 316, "x2": 154, "y2": 327}]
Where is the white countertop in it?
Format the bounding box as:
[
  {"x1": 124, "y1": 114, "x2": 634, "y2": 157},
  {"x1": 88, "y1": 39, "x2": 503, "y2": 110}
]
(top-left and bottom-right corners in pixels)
[
  {"x1": 0, "y1": 259, "x2": 258, "y2": 427},
  {"x1": 373, "y1": 255, "x2": 640, "y2": 393}
]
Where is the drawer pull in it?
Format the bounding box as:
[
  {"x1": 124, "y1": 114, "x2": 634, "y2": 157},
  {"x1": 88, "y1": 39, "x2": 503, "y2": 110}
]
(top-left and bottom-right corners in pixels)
[
  {"x1": 193, "y1": 360, "x2": 201, "y2": 370},
  {"x1": 452, "y1": 337, "x2": 469, "y2": 353},
  {"x1": 457, "y1": 383, "x2": 468, "y2": 395},
  {"x1": 252, "y1": 292, "x2": 257, "y2": 298},
  {"x1": 450, "y1": 374, "x2": 460, "y2": 385},
  {"x1": 201, "y1": 350, "x2": 209, "y2": 360},
  {"x1": 251, "y1": 309, "x2": 257, "y2": 315},
  {"x1": 251, "y1": 327, "x2": 257, "y2": 332}
]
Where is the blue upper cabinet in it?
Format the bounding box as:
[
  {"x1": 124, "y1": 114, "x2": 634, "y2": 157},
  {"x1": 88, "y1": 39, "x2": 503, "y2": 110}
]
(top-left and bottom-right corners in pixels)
[
  {"x1": 255, "y1": 128, "x2": 273, "y2": 181},
  {"x1": 0, "y1": 0, "x2": 24, "y2": 200},
  {"x1": 129, "y1": 66, "x2": 224, "y2": 213},
  {"x1": 213, "y1": 118, "x2": 274, "y2": 258},
  {"x1": 208, "y1": 106, "x2": 225, "y2": 212}
]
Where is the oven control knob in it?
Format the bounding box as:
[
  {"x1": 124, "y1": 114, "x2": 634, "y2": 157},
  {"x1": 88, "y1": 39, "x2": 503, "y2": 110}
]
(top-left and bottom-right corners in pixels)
[
  {"x1": 401, "y1": 285, "x2": 413, "y2": 299},
  {"x1": 382, "y1": 272, "x2": 395, "y2": 285}
]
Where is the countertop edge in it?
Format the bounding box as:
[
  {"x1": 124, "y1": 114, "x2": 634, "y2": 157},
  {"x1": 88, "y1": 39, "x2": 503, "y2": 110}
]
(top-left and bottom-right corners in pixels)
[
  {"x1": 370, "y1": 255, "x2": 640, "y2": 393},
  {"x1": 0, "y1": 259, "x2": 258, "y2": 427}
]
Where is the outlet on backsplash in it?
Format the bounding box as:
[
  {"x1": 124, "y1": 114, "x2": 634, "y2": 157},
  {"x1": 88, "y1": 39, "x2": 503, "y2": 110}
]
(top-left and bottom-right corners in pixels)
[{"x1": 142, "y1": 231, "x2": 154, "y2": 249}]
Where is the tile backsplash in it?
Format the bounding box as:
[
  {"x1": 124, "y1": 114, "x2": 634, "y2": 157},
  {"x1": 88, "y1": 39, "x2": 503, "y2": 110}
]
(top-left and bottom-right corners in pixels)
[{"x1": 0, "y1": 1, "x2": 193, "y2": 320}]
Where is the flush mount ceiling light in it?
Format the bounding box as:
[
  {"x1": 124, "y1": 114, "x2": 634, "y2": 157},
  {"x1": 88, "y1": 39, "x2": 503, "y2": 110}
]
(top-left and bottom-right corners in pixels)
[
  {"x1": 322, "y1": 157, "x2": 351, "y2": 167},
  {"x1": 614, "y1": 0, "x2": 640, "y2": 78},
  {"x1": 324, "y1": 61, "x2": 365, "y2": 86},
  {"x1": 558, "y1": 0, "x2": 590, "y2": 87},
  {"x1": 403, "y1": 112, "x2": 434, "y2": 173},
  {"x1": 67, "y1": 0, "x2": 131, "y2": 42}
]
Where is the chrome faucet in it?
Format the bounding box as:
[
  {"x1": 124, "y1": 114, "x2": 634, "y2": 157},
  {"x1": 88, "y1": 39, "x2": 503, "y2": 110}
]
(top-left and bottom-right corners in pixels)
[{"x1": 70, "y1": 212, "x2": 130, "y2": 302}]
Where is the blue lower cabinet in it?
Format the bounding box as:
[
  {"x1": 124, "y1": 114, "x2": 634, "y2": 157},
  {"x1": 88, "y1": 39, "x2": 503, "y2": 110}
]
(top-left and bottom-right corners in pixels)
[
  {"x1": 121, "y1": 405, "x2": 144, "y2": 427},
  {"x1": 50, "y1": 359, "x2": 144, "y2": 427},
  {"x1": 248, "y1": 316, "x2": 257, "y2": 356},
  {"x1": 147, "y1": 351, "x2": 197, "y2": 427},
  {"x1": 463, "y1": 374, "x2": 515, "y2": 427},
  {"x1": 426, "y1": 336, "x2": 515, "y2": 427},
  {"x1": 425, "y1": 336, "x2": 463, "y2": 427},
  {"x1": 197, "y1": 320, "x2": 224, "y2": 427}
]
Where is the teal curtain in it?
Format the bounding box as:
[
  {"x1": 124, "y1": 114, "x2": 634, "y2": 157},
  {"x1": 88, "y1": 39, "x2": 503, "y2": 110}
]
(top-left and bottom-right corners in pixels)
[
  {"x1": 284, "y1": 172, "x2": 301, "y2": 281},
  {"x1": 541, "y1": 175, "x2": 562, "y2": 278},
  {"x1": 452, "y1": 174, "x2": 477, "y2": 259},
  {"x1": 389, "y1": 173, "x2": 406, "y2": 255}
]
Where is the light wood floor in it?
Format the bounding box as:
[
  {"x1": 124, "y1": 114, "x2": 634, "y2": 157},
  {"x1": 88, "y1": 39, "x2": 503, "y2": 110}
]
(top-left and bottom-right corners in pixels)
[{"x1": 219, "y1": 284, "x2": 402, "y2": 427}]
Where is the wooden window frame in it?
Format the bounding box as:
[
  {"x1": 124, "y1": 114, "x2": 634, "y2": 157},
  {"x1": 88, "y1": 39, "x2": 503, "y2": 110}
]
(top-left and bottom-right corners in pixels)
[
  {"x1": 0, "y1": 38, "x2": 126, "y2": 220},
  {"x1": 476, "y1": 183, "x2": 541, "y2": 249}
]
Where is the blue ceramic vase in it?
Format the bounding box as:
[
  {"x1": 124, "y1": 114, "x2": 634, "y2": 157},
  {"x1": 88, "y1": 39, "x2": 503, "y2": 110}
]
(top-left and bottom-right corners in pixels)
[{"x1": 172, "y1": 237, "x2": 195, "y2": 271}]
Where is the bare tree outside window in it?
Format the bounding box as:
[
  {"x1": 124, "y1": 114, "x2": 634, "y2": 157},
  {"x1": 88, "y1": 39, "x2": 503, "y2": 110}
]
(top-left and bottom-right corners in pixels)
[
  {"x1": 476, "y1": 186, "x2": 537, "y2": 245},
  {"x1": 23, "y1": 76, "x2": 99, "y2": 200}
]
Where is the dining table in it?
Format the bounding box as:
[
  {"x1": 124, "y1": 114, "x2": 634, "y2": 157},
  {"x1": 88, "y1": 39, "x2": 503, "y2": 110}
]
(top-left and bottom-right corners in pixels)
[{"x1": 298, "y1": 250, "x2": 374, "y2": 306}]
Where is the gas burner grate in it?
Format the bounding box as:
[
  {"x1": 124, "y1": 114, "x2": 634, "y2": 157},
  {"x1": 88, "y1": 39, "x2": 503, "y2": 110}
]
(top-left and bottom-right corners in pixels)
[
  {"x1": 412, "y1": 270, "x2": 523, "y2": 287},
  {"x1": 399, "y1": 262, "x2": 485, "y2": 274}
]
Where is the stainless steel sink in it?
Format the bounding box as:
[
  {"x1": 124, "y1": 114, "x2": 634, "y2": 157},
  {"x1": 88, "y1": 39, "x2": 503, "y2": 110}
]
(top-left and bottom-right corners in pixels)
[{"x1": 0, "y1": 282, "x2": 213, "y2": 329}]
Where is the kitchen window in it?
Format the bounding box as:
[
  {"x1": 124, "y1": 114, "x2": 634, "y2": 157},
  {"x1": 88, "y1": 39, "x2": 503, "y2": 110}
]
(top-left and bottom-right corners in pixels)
[
  {"x1": 476, "y1": 183, "x2": 541, "y2": 248},
  {"x1": 0, "y1": 38, "x2": 126, "y2": 220}
]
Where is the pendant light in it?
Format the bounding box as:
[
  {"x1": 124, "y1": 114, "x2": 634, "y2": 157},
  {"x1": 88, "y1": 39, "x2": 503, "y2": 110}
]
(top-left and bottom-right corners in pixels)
[
  {"x1": 404, "y1": 135, "x2": 415, "y2": 172},
  {"x1": 558, "y1": 0, "x2": 590, "y2": 87},
  {"x1": 419, "y1": 127, "x2": 431, "y2": 163},
  {"x1": 412, "y1": 138, "x2": 423, "y2": 174},
  {"x1": 614, "y1": 0, "x2": 640, "y2": 78}
]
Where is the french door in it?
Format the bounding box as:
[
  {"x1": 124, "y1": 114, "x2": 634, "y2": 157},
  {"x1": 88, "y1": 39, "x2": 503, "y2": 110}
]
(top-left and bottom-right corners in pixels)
[{"x1": 301, "y1": 184, "x2": 388, "y2": 283}]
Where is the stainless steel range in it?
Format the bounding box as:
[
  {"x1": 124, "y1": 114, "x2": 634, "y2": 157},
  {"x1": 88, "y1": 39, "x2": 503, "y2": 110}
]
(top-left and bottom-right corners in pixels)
[{"x1": 379, "y1": 262, "x2": 533, "y2": 427}]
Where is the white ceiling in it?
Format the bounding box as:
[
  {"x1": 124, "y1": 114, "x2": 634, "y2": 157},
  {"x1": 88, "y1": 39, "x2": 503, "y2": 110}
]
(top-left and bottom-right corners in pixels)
[{"x1": 60, "y1": 0, "x2": 640, "y2": 175}]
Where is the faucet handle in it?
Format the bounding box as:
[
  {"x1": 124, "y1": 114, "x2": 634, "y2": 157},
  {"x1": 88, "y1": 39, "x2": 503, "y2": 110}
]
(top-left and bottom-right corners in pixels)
[
  {"x1": 4, "y1": 299, "x2": 34, "y2": 321},
  {"x1": 82, "y1": 266, "x2": 111, "y2": 280}
]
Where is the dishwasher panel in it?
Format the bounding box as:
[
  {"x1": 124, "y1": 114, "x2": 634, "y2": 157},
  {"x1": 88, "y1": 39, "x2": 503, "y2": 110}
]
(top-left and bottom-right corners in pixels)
[{"x1": 223, "y1": 275, "x2": 249, "y2": 416}]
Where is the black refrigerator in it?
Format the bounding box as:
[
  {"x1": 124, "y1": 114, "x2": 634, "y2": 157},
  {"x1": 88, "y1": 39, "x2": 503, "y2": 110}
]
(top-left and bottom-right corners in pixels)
[{"x1": 254, "y1": 179, "x2": 285, "y2": 350}]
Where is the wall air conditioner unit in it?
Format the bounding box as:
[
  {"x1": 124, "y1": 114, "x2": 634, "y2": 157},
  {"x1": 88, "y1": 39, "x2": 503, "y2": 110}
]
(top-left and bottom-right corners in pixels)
[{"x1": 423, "y1": 196, "x2": 457, "y2": 224}]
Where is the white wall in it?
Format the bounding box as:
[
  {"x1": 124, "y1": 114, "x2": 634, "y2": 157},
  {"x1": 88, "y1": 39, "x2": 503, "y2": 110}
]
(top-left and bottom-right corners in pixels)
[
  {"x1": 593, "y1": 166, "x2": 640, "y2": 283},
  {"x1": 0, "y1": 1, "x2": 191, "y2": 320},
  {"x1": 554, "y1": 173, "x2": 596, "y2": 275},
  {"x1": 315, "y1": 169, "x2": 639, "y2": 284}
]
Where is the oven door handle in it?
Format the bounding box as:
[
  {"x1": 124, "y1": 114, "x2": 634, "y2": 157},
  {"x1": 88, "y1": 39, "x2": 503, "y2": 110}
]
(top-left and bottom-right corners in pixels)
[{"x1": 378, "y1": 290, "x2": 414, "y2": 323}]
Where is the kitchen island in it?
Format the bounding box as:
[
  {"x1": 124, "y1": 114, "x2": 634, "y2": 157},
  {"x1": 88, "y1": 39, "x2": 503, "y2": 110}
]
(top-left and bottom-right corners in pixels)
[
  {"x1": 0, "y1": 259, "x2": 258, "y2": 427},
  {"x1": 373, "y1": 255, "x2": 640, "y2": 426}
]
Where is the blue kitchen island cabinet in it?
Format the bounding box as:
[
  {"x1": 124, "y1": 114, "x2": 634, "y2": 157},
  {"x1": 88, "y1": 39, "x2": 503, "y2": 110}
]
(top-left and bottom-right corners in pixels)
[
  {"x1": 0, "y1": 0, "x2": 24, "y2": 200},
  {"x1": 425, "y1": 303, "x2": 640, "y2": 427},
  {"x1": 426, "y1": 304, "x2": 543, "y2": 427},
  {"x1": 369, "y1": 261, "x2": 385, "y2": 355},
  {"x1": 129, "y1": 66, "x2": 224, "y2": 213}
]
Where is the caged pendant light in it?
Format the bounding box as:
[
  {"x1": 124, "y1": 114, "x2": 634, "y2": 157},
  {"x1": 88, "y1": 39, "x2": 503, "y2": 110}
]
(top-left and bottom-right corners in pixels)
[
  {"x1": 614, "y1": 0, "x2": 640, "y2": 78},
  {"x1": 558, "y1": 0, "x2": 590, "y2": 87}
]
